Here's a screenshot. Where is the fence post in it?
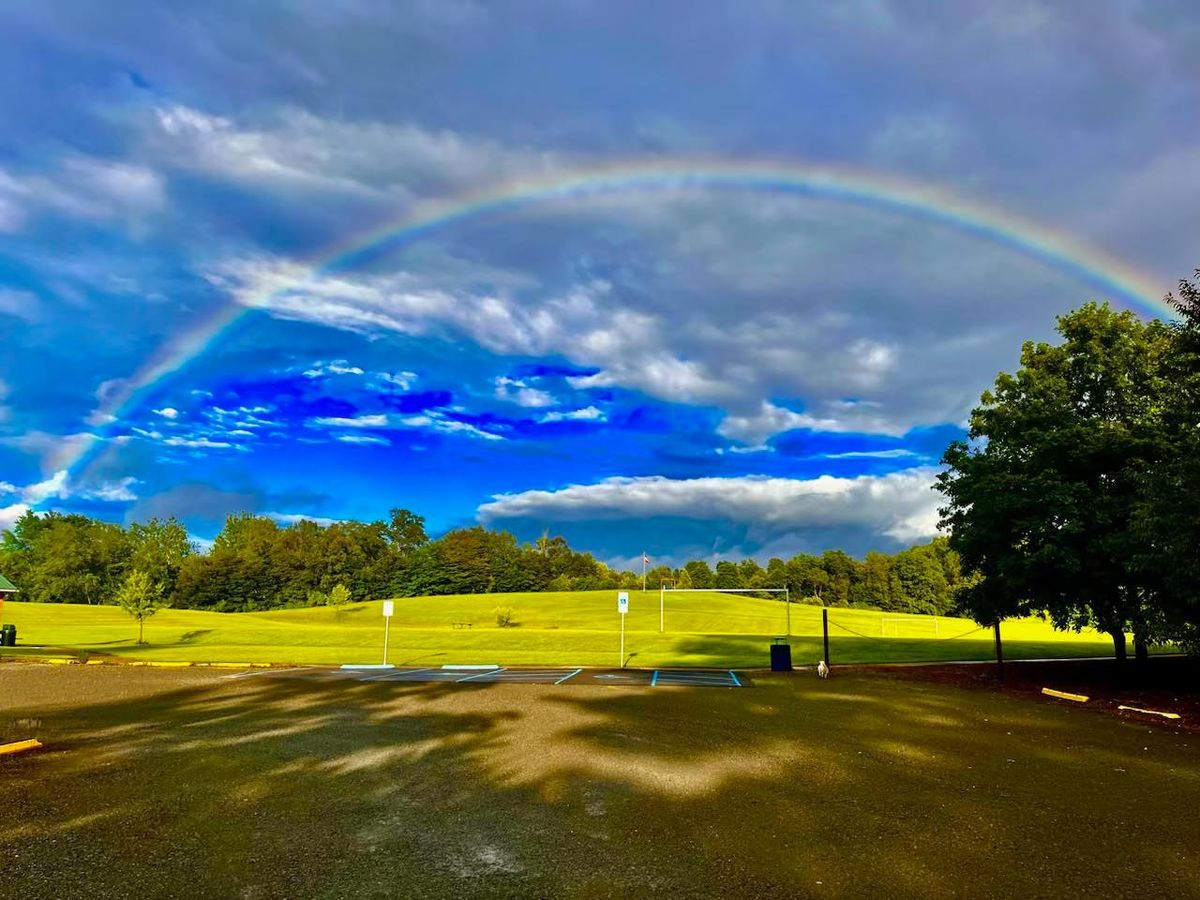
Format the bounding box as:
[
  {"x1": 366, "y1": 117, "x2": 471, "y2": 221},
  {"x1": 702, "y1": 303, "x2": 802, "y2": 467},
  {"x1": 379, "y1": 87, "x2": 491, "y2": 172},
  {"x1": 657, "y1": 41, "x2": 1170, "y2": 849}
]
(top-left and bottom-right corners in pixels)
[{"x1": 822, "y1": 608, "x2": 830, "y2": 667}]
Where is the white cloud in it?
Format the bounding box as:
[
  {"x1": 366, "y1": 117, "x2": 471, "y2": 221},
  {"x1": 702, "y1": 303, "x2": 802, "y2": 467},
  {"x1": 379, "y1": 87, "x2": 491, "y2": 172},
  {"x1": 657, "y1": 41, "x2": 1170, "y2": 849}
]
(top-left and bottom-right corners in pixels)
[
  {"x1": 23, "y1": 470, "x2": 69, "y2": 504},
  {"x1": 821, "y1": 449, "x2": 920, "y2": 459},
  {"x1": 0, "y1": 288, "x2": 41, "y2": 322},
  {"x1": 376, "y1": 371, "x2": 418, "y2": 390},
  {"x1": 397, "y1": 412, "x2": 503, "y2": 441},
  {"x1": 161, "y1": 436, "x2": 233, "y2": 449},
  {"x1": 303, "y1": 360, "x2": 365, "y2": 378},
  {"x1": 83, "y1": 477, "x2": 139, "y2": 502},
  {"x1": 539, "y1": 405, "x2": 605, "y2": 423},
  {"x1": 480, "y1": 468, "x2": 942, "y2": 546},
  {"x1": 0, "y1": 502, "x2": 29, "y2": 531},
  {"x1": 0, "y1": 157, "x2": 165, "y2": 229},
  {"x1": 149, "y1": 103, "x2": 557, "y2": 201},
  {"x1": 153, "y1": 407, "x2": 179, "y2": 419},
  {"x1": 337, "y1": 434, "x2": 391, "y2": 446},
  {"x1": 495, "y1": 376, "x2": 554, "y2": 408},
  {"x1": 266, "y1": 511, "x2": 341, "y2": 527},
  {"x1": 717, "y1": 402, "x2": 843, "y2": 447},
  {"x1": 2, "y1": 469, "x2": 139, "y2": 508},
  {"x1": 310, "y1": 414, "x2": 389, "y2": 428}
]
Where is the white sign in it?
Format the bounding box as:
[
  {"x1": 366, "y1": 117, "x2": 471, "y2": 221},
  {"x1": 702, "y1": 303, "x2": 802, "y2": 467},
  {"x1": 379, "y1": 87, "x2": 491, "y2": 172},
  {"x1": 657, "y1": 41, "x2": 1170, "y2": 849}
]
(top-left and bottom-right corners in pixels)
[
  {"x1": 382, "y1": 600, "x2": 394, "y2": 618},
  {"x1": 617, "y1": 591, "x2": 629, "y2": 615}
]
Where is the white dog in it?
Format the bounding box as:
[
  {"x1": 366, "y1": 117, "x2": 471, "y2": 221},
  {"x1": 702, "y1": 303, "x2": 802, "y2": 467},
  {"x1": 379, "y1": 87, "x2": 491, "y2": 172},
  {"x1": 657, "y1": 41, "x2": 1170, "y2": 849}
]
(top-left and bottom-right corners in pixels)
[{"x1": 817, "y1": 660, "x2": 830, "y2": 679}]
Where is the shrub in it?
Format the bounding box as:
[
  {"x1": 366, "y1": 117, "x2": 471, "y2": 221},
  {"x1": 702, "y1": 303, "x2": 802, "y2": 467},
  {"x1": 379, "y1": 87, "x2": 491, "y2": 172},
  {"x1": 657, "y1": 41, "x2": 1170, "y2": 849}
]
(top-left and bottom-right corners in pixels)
[{"x1": 494, "y1": 606, "x2": 515, "y2": 627}]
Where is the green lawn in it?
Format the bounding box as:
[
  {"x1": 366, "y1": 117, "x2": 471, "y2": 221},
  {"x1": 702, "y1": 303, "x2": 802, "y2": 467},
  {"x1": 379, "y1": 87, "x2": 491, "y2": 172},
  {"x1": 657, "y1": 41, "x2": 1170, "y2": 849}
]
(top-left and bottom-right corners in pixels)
[{"x1": 0, "y1": 591, "x2": 1121, "y2": 667}]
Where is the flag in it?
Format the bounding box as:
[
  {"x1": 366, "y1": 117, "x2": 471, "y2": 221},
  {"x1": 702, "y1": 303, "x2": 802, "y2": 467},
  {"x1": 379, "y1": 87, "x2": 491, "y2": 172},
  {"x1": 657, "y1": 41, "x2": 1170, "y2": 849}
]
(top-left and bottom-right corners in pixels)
[{"x1": 642, "y1": 552, "x2": 650, "y2": 565}]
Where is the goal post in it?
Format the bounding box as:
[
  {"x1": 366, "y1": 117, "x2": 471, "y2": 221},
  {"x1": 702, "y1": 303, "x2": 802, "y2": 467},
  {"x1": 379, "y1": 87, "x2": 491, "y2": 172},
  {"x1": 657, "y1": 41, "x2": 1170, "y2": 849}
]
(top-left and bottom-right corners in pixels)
[{"x1": 658, "y1": 586, "x2": 792, "y2": 636}]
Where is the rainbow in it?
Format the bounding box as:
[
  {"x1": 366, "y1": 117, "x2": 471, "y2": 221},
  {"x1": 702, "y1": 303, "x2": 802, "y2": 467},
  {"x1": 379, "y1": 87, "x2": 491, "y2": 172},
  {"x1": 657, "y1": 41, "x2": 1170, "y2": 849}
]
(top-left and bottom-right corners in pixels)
[{"x1": 61, "y1": 158, "x2": 1173, "y2": 482}]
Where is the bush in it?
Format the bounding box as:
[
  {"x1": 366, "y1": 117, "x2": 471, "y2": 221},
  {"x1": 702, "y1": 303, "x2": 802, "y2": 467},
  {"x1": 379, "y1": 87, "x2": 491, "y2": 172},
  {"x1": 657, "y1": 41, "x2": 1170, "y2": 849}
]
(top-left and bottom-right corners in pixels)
[
  {"x1": 494, "y1": 606, "x2": 515, "y2": 627},
  {"x1": 328, "y1": 583, "x2": 351, "y2": 607}
]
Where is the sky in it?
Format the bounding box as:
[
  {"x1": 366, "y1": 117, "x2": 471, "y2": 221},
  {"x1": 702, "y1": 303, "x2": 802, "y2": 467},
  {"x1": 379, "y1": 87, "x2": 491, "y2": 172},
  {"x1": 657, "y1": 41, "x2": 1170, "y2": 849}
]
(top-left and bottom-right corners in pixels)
[{"x1": 1, "y1": 1, "x2": 1197, "y2": 566}]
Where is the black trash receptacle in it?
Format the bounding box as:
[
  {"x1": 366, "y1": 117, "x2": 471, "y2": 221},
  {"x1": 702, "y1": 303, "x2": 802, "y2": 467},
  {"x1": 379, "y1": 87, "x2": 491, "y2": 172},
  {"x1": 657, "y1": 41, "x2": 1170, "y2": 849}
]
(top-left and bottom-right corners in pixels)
[
  {"x1": 770, "y1": 637, "x2": 792, "y2": 672},
  {"x1": 1, "y1": 624, "x2": 15, "y2": 646}
]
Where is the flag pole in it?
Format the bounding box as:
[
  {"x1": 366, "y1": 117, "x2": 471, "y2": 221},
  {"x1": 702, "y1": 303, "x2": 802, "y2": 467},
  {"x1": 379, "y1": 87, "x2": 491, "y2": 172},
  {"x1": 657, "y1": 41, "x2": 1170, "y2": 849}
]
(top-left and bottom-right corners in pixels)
[{"x1": 642, "y1": 551, "x2": 646, "y2": 593}]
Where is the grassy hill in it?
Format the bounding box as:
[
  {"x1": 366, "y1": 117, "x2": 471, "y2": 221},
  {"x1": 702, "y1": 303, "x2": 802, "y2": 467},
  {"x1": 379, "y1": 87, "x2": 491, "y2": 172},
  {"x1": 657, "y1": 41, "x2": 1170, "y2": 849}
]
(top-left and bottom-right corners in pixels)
[{"x1": 0, "y1": 590, "x2": 1121, "y2": 668}]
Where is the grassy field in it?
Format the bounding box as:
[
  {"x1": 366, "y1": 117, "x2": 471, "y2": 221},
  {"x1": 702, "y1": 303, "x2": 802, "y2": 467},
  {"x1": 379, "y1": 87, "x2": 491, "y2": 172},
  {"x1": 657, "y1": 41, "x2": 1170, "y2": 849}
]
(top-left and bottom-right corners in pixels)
[
  {"x1": 0, "y1": 591, "x2": 1121, "y2": 668},
  {"x1": 2, "y1": 664, "x2": 1197, "y2": 898}
]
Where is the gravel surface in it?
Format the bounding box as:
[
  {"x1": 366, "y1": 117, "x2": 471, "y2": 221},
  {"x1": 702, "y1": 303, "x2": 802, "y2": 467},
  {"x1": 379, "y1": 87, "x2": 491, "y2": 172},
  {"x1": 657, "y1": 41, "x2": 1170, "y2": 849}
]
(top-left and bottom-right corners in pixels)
[{"x1": 2, "y1": 662, "x2": 1198, "y2": 898}]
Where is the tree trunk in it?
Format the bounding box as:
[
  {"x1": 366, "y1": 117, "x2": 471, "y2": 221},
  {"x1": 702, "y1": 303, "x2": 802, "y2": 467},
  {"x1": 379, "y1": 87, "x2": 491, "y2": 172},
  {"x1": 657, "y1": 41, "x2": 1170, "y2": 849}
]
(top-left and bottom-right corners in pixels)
[
  {"x1": 1134, "y1": 633, "x2": 1149, "y2": 665},
  {"x1": 1110, "y1": 629, "x2": 1127, "y2": 664},
  {"x1": 138, "y1": 619, "x2": 144, "y2": 645}
]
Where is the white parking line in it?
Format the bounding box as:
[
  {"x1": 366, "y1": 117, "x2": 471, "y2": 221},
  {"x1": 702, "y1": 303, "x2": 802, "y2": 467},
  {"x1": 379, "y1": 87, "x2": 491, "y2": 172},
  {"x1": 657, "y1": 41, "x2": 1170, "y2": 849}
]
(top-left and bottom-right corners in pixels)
[
  {"x1": 458, "y1": 667, "x2": 507, "y2": 682},
  {"x1": 362, "y1": 667, "x2": 435, "y2": 682},
  {"x1": 221, "y1": 666, "x2": 311, "y2": 680},
  {"x1": 555, "y1": 668, "x2": 584, "y2": 684}
]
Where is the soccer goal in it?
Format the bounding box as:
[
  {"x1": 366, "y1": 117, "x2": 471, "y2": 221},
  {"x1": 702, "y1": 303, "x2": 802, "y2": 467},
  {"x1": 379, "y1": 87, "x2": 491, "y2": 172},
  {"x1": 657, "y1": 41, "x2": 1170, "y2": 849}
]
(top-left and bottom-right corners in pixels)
[
  {"x1": 880, "y1": 615, "x2": 940, "y2": 637},
  {"x1": 658, "y1": 587, "x2": 792, "y2": 636}
]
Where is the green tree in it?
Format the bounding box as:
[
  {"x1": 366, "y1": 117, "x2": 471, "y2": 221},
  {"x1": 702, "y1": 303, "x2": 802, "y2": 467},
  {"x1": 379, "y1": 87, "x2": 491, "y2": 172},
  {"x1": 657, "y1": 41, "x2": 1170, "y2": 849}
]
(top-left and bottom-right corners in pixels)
[
  {"x1": 327, "y1": 583, "x2": 351, "y2": 608},
  {"x1": 821, "y1": 550, "x2": 859, "y2": 608},
  {"x1": 115, "y1": 569, "x2": 164, "y2": 644},
  {"x1": 1139, "y1": 271, "x2": 1200, "y2": 650},
  {"x1": 786, "y1": 554, "x2": 829, "y2": 604},
  {"x1": 938, "y1": 303, "x2": 1173, "y2": 662},
  {"x1": 683, "y1": 560, "x2": 714, "y2": 589},
  {"x1": 714, "y1": 560, "x2": 742, "y2": 589},
  {"x1": 128, "y1": 518, "x2": 192, "y2": 598}
]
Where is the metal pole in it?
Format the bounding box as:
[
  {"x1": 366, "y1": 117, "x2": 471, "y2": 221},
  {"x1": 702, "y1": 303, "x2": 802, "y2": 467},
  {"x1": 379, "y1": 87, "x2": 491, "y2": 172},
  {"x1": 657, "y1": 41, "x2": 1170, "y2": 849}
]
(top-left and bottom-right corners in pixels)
[
  {"x1": 620, "y1": 612, "x2": 625, "y2": 668},
  {"x1": 642, "y1": 553, "x2": 646, "y2": 593},
  {"x1": 993, "y1": 620, "x2": 1003, "y2": 677},
  {"x1": 822, "y1": 607, "x2": 830, "y2": 666},
  {"x1": 659, "y1": 585, "x2": 664, "y2": 633},
  {"x1": 383, "y1": 615, "x2": 390, "y2": 665},
  {"x1": 786, "y1": 589, "x2": 791, "y2": 637}
]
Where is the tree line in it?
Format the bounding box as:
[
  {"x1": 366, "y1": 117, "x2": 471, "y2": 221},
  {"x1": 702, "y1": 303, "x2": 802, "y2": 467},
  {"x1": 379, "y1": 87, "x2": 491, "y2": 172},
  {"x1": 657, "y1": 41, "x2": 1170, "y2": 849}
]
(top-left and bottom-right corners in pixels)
[{"x1": 0, "y1": 506, "x2": 962, "y2": 615}]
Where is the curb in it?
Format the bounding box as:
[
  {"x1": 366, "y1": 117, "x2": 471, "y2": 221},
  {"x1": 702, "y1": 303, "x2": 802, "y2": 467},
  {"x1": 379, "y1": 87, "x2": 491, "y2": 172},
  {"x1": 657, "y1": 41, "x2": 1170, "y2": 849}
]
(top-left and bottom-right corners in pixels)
[
  {"x1": 1, "y1": 657, "x2": 303, "y2": 670},
  {"x1": 0, "y1": 739, "x2": 42, "y2": 756}
]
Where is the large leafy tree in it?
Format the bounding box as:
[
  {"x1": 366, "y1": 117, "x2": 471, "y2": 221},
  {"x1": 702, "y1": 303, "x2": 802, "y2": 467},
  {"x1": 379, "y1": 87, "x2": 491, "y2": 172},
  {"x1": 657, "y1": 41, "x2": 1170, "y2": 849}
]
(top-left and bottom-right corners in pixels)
[
  {"x1": 1139, "y1": 271, "x2": 1200, "y2": 648},
  {"x1": 937, "y1": 303, "x2": 1172, "y2": 661}
]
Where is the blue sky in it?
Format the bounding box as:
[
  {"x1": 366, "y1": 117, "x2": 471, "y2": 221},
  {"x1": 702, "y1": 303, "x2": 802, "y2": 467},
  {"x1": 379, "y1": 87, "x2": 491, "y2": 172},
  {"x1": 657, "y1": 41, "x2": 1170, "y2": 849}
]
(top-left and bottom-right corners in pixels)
[{"x1": 1, "y1": 1, "x2": 1197, "y2": 565}]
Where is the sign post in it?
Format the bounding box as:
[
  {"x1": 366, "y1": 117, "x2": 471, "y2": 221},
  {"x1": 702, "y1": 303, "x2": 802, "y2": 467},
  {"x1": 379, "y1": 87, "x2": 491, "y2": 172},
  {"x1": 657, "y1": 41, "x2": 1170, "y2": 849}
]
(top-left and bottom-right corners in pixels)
[
  {"x1": 617, "y1": 591, "x2": 629, "y2": 668},
  {"x1": 381, "y1": 600, "x2": 394, "y2": 665}
]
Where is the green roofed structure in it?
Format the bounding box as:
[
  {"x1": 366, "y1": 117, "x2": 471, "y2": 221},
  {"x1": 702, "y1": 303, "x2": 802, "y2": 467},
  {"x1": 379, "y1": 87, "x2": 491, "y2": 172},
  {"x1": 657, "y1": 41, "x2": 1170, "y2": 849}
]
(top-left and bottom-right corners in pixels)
[{"x1": 0, "y1": 574, "x2": 17, "y2": 596}]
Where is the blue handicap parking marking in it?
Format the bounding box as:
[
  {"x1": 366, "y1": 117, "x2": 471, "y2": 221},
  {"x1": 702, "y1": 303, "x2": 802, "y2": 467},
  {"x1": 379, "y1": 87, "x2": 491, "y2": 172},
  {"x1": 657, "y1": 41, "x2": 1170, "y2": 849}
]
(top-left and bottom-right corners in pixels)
[{"x1": 652, "y1": 669, "x2": 743, "y2": 687}]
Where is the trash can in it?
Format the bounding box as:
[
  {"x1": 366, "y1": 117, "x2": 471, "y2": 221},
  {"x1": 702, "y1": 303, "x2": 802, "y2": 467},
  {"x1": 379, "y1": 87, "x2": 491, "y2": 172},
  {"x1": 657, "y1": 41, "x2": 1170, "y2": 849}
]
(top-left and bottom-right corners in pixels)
[
  {"x1": 770, "y1": 636, "x2": 792, "y2": 672},
  {"x1": 1, "y1": 624, "x2": 15, "y2": 647}
]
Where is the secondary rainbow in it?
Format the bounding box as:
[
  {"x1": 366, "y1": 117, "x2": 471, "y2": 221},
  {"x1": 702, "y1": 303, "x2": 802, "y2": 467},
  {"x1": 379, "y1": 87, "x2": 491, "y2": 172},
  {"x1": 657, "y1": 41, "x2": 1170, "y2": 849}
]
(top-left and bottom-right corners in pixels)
[{"x1": 61, "y1": 158, "x2": 1172, "y2": 480}]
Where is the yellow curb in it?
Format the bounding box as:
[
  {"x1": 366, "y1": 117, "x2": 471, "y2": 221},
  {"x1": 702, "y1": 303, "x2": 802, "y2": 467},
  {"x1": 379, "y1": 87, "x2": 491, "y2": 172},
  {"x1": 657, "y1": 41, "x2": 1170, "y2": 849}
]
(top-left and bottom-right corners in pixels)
[
  {"x1": 1042, "y1": 687, "x2": 1089, "y2": 703},
  {"x1": 211, "y1": 662, "x2": 247, "y2": 668},
  {"x1": 46, "y1": 658, "x2": 76, "y2": 666},
  {"x1": 1117, "y1": 704, "x2": 1181, "y2": 720},
  {"x1": 145, "y1": 661, "x2": 192, "y2": 668},
  {"x1": 0, "y1": 739, "x2": 42, "y2": 756}
]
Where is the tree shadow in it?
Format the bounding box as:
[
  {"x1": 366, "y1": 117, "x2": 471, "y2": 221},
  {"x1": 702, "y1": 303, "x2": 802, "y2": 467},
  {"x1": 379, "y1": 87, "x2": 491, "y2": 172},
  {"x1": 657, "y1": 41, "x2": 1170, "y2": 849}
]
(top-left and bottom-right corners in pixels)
[{"x1": 2, "y1": 664, "x2": 1197, "y2": 898}]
